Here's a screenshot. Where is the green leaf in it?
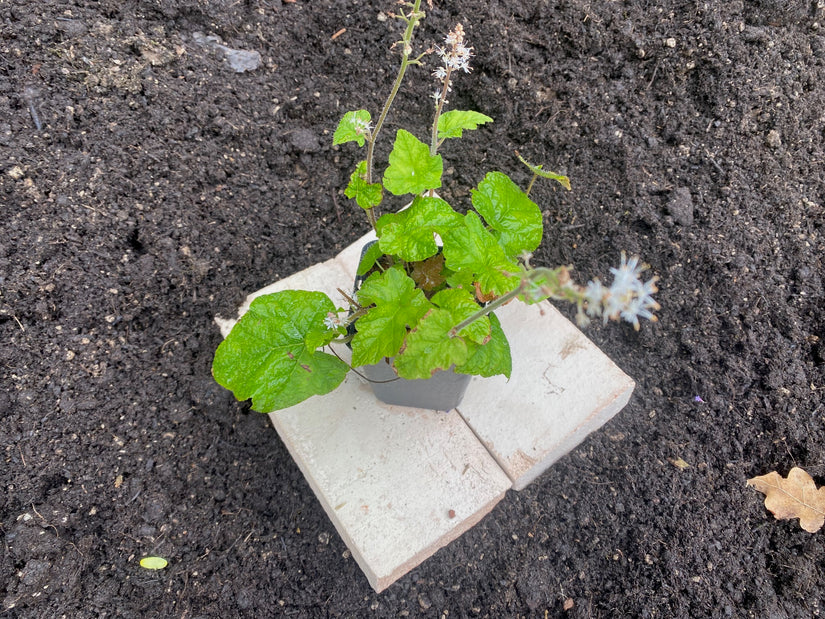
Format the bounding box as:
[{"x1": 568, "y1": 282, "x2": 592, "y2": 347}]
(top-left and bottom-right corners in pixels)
[
  {"x1": 430, "y1": 288, "x2": 490, "y2": 345},
  {"x1": 393, "y1": 309, "x2": 469, "y2": 379},
  {"x1": 376, "y1": 196, "x2": 463, "y2": 262},
  {"x1": 444, "y1": 267, "x2": 474, "y2": 292},
  {"x1": 333, "y1": 110, "x2": 372, "y2": 147},
  {"x1": 212, "y1": 291, "x2": 349, "y2": 412},
  {"x1": 140, "y1": 556, "x2": 169, "y2": 570},
  {"x1": 351, "y1": 267, "x2": 432, "y2": 367},
  {"x1": 344, "y1": 161, "x2": 383, "y2": 209},
  {"x1": 437, "y1": 110, "x2": 493, "y2": 140},
  {"x1": 456, "y1": 313, "x2": 512, "y2": 378},
  {"x1": 356, "y1": 241, "x2": 385, "y2": 276},
  {"x1": 517, "y1": 153, "x2": 571, "y2": 190},
  {"x1": 471, "y1": 171, "x2": 543, "y2": 257},
  {"x1": 442, "y1": 211, "x2": 520, "y2": 297},
  {"x1": 382, "y1": 129, "x2": 443, "y2": 196}
]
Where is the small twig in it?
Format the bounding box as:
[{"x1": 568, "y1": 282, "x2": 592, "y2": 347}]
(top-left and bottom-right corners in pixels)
[
  {"x1": 646, "y1": 61, "x2": 660, "y2": 90},
  {"x1": 23, "y1": 88, "x2": 42, "y2": 131},
  {"x1": 331, "y1": 189, "x2": 342, "y2": 224},
  {"x1": 336, "y1": 287, "x2": 359, "y2": 308}
]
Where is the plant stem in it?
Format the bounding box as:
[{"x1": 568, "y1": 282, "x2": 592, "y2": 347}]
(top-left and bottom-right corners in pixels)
[
  {"x1": 448, "y1": 267, "x2": 578, "y2": 337},
  {"x1": 448, "y1": 284, "x2": 524, "y2": 337},
  {"x1": 430, "y1": 65, "x2": 453, "y2": 155},
  {"x1": 364, "y1": 0, "x2": 424, "y2": 230},
  {"x1": 526, "y1": 173, "x2": 538, "y2": 197}
]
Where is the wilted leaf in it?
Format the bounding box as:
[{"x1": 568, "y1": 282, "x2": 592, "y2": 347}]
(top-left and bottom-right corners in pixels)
[
  {"x1": 517, "y1": 153, "x2": 571, "y2": 191},
  {"x1": 410, "y1": 253, "x2": 446, "y2": 291},
  {"x1": 747, "y1": 467, "x2": 825, "y2": 533},
  {"x1": 668, "y1": 457, "x2": 690, "y2": 470}
]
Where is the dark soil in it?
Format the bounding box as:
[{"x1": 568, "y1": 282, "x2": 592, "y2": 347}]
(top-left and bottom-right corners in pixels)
[{"x1": 2, "y1": 0, "x2": 825, "y2": 616}]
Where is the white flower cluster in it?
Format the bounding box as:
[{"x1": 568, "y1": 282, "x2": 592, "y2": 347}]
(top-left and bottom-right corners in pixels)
[
  {"x1": 353, "y1": 117, "x2": 373, "y2": 138},
  {"x1": 582, "y1": 253, "x2": 659, "y2": 330},
  {"x1": 432, "y1": 24, "x2": 473, "y2": 104},
  {"x1": 323, "y1": 311, "x2": 344, "y2": 330}
]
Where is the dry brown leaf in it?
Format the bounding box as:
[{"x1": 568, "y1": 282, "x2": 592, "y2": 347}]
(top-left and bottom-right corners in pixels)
[{"x1": 747, "y1": 467, "x2": 825, "y2": 533}]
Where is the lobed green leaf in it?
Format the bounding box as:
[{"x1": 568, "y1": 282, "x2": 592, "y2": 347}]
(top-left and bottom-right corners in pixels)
[
  {"x1": 437, "y1": 110, "x2": 493, "y2": 140},
  {"x1": 382, "y1": 129, "x2": 443, "y2": 196},
  {"x1": 351, "y1": 267, "x2": 432, "y2": 367},
  {"x1": 430, "y1": 288, "x2": 490, "y2": 345},
  {"x1": 471, "y1": 171, "x2": 543, "y2": 258},
  {"x1": 393, "y1": 309, "x2": 469, "y2": 380},
  {"x1": 456, "y1": 313, "x2": 512, "y2": 378},
  {"x1": 212, "y1": 291, "x2": 349, "y2": 412},
  {"x1": 344, "y1": 161, "x2": 383, "y2": 210},
  {"x1": 376, "y1": 196, "x2": 463, "y2": 262},
  {"x1": 442, "y1": 211, "x2": 521, "y2": 297},
  {"x1": 333, "y1": 110, "x2": 372, "y2": 147}
]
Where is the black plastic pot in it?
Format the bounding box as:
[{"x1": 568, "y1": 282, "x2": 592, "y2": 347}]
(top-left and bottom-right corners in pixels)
[{"x1": 351, "y1": 242, "x2": 472, "y2": 412}]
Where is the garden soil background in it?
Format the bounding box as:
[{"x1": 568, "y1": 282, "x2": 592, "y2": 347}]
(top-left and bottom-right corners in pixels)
[{"x1": 2, "y1": 0, "x2": 825, "y2": 616}]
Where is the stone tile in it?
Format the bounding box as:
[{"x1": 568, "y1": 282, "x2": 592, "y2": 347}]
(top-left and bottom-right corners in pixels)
[
  {"x1": 456, "y1": 301, "x2": 635, "y2": 490},
  {"x1": 269, "y1": 349, "x2": 511, "y2": 592}
]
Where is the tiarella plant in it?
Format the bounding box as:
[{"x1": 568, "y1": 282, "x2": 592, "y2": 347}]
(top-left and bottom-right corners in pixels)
[{"x1": 212, "y1": 2, "x2": 659, "y2": 413}]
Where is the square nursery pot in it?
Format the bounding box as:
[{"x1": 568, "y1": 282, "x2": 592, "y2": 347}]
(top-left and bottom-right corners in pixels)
[
  {"x1": 350, "y1": 240, "x2": 471, "y2": 412},
  {"x1": 215, "y1": 231, "x2": 635, "y2": 592},
  {"x1": 357, "y1": 358, "x2": 471, "y2": 411}
]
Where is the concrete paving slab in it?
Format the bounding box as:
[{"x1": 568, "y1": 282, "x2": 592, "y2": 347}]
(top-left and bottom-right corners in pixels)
[
  {"x1": 456, "y1": 301, "x2": 635, "y2": 490},
  {"x1": 269, "y1": 348, "x2": 511, "y2": 592}
]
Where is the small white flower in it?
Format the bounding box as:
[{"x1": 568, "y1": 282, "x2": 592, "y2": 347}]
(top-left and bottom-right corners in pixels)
[
  {"x1": 602, "y1": 252, "x2": 659, "y2": 329},
  {"x1": 323, "y1": 312, "x2": 344, "y2": 330},
  {"x1": 353, "y1": 118, "x2": 373, "y2": 136},
  {"x1": 584, "y1": 279, "x2": 606, "y2": 317},
  {"x1": 433, "y1": 24, "x2": 474, "y2": 96},
  {"x1": 609, "y1": 252, "x2": 643, "y2": 295}
]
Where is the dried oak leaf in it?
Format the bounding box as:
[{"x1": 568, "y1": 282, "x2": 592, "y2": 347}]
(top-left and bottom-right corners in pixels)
[{"x1": 747, "y1": 467, "x2": 825, "y2": 533}]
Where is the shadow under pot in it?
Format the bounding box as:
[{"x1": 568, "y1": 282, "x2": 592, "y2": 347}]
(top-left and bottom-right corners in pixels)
[{"x1": 349, "y1": 241, "x2": 472, "y2": 412}]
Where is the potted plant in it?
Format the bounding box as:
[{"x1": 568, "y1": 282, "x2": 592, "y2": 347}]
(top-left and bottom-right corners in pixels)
[{"x1": 212, "y1": 2, "x2": 658, "y2": 413}]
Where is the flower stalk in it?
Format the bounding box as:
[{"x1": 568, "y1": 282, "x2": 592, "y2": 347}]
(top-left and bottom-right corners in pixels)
[
  {"x1": 449, "y1": 254, "x2": 659, "y2": 337},
  {"x1": 363, "y1": 0, "x2": 426, "y2": 229}
]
